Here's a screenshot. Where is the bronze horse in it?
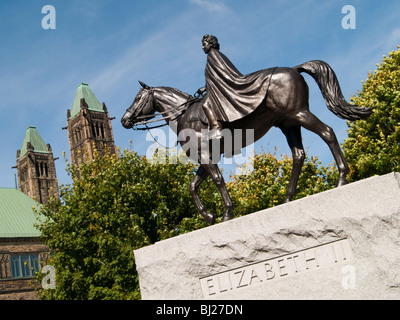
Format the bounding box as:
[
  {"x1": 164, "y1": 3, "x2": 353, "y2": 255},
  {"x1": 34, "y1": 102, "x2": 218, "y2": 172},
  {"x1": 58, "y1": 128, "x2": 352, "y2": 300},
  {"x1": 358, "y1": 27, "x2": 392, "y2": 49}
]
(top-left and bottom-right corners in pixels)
[{"x1": 121, "y1": 60, "x2": 372, "y2": 225}]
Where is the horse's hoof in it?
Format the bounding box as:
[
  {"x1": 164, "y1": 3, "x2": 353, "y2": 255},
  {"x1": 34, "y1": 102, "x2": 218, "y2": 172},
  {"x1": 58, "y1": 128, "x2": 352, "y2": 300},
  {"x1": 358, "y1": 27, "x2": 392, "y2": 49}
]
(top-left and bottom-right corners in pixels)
[
  {"x1": 222, "y1": 213, "x2": 233, "y2": 222},
  {"x1": 336, "y1": 175, "x2": 349, "y2": 187},
  {"x1": 201, "y1": 211, "x2": 215, "y2": 225}
]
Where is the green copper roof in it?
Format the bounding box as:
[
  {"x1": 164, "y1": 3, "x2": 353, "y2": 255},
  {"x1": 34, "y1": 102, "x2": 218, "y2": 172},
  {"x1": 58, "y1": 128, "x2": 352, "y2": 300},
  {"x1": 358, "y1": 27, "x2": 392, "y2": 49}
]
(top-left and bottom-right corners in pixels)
[
  {"x1": 70, "y1": 83, "x2": 104, "y2": 119},
  {"x1": 19, "y1": 126, "x2": 49, "y2": 158},
  {"x1": 0, "y1": 188, "x2": 41, "y2": 238}
]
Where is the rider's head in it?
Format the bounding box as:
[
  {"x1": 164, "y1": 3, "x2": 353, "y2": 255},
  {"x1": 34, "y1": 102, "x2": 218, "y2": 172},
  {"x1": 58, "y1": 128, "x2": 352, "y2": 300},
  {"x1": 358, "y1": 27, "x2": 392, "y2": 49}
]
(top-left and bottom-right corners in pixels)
[{"x1": 202, "y1": 34, "x2": 220, "y2": 53}]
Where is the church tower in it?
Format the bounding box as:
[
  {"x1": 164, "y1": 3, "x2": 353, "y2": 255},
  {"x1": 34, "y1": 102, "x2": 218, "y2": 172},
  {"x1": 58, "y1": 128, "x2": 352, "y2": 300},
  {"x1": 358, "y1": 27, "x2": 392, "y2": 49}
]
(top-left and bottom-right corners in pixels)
[
  {"x1": 66, "y1": 83, "x2": 116, "y2": 166},
  {"x1": 16, "y1": 126, "x2": 58, "y2": 204}
]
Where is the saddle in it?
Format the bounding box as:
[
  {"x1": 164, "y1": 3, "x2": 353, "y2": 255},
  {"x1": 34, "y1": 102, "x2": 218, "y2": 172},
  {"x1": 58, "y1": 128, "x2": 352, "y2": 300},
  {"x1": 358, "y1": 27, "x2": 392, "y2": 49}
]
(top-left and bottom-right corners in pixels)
[{"x1": 183, "y1": 96, "x2": 209, "y2": 126}]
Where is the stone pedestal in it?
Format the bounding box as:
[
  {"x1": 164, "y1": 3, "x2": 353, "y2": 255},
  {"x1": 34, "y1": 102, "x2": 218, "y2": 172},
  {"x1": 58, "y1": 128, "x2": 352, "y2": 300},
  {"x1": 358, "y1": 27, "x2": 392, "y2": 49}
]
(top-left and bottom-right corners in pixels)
[{"x1": 134, "y1": 172, "x2": 400, "y2": 299}]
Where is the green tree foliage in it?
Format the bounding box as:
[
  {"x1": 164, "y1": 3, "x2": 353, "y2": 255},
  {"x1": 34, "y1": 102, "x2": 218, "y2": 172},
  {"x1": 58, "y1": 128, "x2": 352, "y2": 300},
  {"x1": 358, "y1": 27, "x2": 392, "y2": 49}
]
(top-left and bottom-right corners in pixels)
[
  {"x1": 36, "y1": 146, "x2": 208, "y2": 300},
  {"x1": 226, "y1": 149, "x2": 338, "y2": 216},
  {"x1": 343, "y1": 46, "x2": 400, "y2": 181},
  {"x1": 35, "y1": 145, "x2": 337, "y2": 299}
]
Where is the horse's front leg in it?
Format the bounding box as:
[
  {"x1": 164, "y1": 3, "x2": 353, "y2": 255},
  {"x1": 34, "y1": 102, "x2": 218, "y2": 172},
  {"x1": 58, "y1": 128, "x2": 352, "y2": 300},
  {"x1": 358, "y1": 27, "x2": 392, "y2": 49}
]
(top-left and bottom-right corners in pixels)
[
  {"x1": 189, "y1": 166, "x2": 215, "y2": 225},
  {"x1": 202, "y1": 163, "x2": 234, "y2": 222}
]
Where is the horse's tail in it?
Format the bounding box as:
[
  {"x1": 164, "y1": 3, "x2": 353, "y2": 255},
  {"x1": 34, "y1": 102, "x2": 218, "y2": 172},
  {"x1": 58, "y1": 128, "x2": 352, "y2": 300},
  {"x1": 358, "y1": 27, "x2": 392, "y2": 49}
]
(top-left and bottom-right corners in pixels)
[{"x1": 293, "y1": 60, "x2": 372, "y2": 120}]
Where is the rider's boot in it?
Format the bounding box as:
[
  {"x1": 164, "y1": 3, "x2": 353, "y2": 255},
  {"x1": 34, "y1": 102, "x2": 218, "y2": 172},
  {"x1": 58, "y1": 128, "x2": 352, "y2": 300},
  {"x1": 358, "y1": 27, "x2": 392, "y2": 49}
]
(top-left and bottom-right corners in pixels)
[{"x1": 203, "y1": 105, "x2": 223, "y2": 140}]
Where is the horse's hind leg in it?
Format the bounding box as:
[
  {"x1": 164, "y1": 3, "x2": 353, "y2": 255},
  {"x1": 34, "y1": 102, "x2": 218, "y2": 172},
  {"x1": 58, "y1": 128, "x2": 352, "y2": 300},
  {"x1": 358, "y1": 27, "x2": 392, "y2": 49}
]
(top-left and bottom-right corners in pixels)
[
  {"x1": 280, "y1": 125, "x2": 305, "y2": 202},
  {"x1": 189, "y1": 165, "x2": 215, "y2": 224},
  {"x1": 294, "y1": 110, "x2": 349, "y2": 186}
]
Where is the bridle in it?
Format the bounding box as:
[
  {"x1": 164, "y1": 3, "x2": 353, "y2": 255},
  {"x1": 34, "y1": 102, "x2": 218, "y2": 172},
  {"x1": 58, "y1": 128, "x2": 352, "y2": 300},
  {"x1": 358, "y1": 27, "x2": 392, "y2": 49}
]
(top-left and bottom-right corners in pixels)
[
  {"x1": 127, "y1": 87, "x2": 204, "y2": 131},
  {"x1": 126, "y1": 87, "x2": 154, "y2": 124}
]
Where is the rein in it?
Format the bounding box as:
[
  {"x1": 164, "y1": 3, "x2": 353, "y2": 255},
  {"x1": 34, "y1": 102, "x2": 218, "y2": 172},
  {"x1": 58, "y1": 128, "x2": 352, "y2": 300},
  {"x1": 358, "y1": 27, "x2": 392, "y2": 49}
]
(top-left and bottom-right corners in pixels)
[
  {"x1": 129, "y1": 88, "x2": 203, "y2": 149},
  {"x1": 131, "y1": 90, "x2": 203, "y2": 131}
]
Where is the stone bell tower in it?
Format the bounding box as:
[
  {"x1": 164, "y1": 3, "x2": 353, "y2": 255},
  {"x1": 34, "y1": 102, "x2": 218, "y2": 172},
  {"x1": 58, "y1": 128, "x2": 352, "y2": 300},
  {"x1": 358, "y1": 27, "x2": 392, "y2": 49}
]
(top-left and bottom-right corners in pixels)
[
  {"x1": 65, "y1": 83, "x2": 116, "y2": 166},
  {"x1": 16, "y1": 126, "x2": 58, "y2": 204}
]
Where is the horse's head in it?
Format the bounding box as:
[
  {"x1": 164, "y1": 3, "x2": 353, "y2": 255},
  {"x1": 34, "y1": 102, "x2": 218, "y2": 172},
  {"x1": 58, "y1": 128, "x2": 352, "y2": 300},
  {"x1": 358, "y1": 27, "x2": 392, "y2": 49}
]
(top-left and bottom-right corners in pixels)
[{"x1": 121, "y1": 81, "x2": 156, "y2": 129}]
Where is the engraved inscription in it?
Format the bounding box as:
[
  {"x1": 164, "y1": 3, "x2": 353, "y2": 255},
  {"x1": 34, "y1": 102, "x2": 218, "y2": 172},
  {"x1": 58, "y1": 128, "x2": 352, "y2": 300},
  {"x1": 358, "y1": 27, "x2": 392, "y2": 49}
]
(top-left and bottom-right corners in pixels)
[{"x1": 200, "y1": 238, "x2": 352, "y2": 298}]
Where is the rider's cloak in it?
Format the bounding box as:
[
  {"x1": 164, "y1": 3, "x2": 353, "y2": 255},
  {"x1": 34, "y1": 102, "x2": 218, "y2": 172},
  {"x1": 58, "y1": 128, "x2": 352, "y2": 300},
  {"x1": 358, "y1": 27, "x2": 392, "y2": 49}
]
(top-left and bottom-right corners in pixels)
[{"x1": 204, "y1": 47, "x2": 275, "y2": 122}]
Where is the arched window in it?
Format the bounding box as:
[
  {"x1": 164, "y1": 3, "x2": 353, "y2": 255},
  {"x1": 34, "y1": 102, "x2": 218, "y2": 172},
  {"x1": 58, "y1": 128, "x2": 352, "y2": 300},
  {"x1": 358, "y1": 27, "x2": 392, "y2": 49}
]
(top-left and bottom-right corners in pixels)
[
  {"x1": 74, "y1": 128, "x2": 78, "y2": 144},
  {"x1": 45, "y1": 163, "x2": 48, "y2": 177},
  {"x1": 35, "y1": 163, "x2": 40, "y2": 177}
]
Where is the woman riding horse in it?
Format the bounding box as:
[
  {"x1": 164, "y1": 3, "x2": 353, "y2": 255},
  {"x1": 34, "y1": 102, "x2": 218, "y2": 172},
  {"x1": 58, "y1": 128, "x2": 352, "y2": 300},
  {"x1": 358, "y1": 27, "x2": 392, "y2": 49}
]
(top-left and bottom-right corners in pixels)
[
  {"x1": 202, "y1": 34, "x2": 276, "y2": 140},
  {"x1": 121, "y1": 37, "x2": 372, "y2": 225}
]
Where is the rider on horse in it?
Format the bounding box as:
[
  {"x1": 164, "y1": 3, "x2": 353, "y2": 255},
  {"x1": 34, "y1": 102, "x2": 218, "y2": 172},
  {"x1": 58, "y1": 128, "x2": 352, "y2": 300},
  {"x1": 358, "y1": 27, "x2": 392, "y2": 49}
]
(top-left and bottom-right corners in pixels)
[{"x1": 201, "y1": 34, "x2": 275, "y2": 139}]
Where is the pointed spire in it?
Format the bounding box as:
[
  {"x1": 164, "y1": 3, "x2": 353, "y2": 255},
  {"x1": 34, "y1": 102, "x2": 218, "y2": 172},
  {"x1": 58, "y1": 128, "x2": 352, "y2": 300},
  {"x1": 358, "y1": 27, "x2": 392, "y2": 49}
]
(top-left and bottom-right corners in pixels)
[
  {"x1": 70, "y1": 83, "x2": 104, "y2": 119},
  {"x1": 19, "y1": 126, "x2": 49, "y2": 158}
]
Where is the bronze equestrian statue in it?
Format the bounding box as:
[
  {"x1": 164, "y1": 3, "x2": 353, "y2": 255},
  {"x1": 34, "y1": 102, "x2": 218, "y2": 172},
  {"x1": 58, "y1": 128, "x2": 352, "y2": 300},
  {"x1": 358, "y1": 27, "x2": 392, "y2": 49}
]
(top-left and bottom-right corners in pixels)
[{"x1": 121, "y1": 35, "x2": 372, "y2": 225}]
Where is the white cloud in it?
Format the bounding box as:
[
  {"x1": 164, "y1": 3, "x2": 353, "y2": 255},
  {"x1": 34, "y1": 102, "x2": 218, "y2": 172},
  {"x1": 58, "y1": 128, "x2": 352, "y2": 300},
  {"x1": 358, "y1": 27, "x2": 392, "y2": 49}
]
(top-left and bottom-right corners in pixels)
[{"x1": 189, "y1": 0, "x2": 229, "y2": 12}]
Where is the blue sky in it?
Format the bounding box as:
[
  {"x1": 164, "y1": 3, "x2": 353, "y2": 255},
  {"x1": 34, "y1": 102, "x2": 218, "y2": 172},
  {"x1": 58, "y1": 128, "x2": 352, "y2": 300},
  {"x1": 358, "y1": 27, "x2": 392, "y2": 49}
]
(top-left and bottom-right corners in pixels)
[{"x1": 1, "y1": 0, "x2": 400, "y2": 188}]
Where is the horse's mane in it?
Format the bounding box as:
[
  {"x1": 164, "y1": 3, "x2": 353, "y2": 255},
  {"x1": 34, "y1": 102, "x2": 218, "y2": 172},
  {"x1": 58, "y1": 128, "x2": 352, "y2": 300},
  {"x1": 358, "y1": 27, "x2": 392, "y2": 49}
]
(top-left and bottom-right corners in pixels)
[
  {"x1": 159, "y1": 86, "x2": 192, "y2": 100},
  {"x1": 156, "y1": 86, "x2": 201, "y2": 113}
]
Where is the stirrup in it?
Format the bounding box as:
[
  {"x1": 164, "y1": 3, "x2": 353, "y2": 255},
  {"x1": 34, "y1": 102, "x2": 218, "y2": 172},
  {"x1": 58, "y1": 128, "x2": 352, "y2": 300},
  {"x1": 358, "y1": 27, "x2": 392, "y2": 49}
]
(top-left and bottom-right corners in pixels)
[{"x1": 208, "y1": 128, "x2": 223, "y2": 140}]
